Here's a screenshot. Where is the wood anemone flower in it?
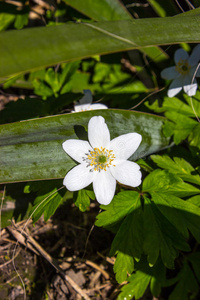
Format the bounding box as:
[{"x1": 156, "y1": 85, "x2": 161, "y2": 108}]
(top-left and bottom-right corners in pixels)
[
  {"x1": 62, "y1": 116, "x2": 142, "y2": 205},
  {"x1": 161, "y1": 45, "x2": 200, "y2": 97}
]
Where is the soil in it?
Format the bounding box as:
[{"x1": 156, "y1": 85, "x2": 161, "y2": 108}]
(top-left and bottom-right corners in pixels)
[{"x1": 0, "y1": 201, "x2": 120, "y2": 300}]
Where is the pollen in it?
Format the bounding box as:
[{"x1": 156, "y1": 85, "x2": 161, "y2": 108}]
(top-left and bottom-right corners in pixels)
[
  {"x1": 176, "y1": 59, "x2": 191, "y2": 75},
  {"x1": 84, "y1": 147, "x2": 116, "y2": 172}
]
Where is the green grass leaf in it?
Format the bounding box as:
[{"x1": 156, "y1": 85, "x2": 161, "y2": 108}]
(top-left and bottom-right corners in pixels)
[
  {"x1": 0, "y1": 109, "x2": 169, "y2": 184},
  {"x1": 1, "y1": 14, "x2": 200, "y2": 78}
]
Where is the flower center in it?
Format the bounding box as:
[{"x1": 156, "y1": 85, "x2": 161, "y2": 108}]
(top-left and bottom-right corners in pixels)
[
  {"x1": 84, "y1": 147, "x2": 116, "y2": 172},
  {"x1": 176, "y1": 59, "x2": 191, "y2": 75}
]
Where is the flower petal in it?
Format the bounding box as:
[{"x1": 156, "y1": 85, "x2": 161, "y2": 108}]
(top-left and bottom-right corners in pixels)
[
  {"x1": 167, "y1": 78, "x2": 183, "y2": 97},
  {"x1": 88, "y1": 116, "x2": 110, "y2": 148},
  {"x1": 110, "y1": 133, "x2": 142, "y2": 160},
  {"x1": 188, "y1": 44, "x2": 200, "y2": 66},
  {"x1": 174, "y1": 49, "x2": 189, "y2": 64},
  {"x1": 63, "y1": 164, "x2": 95, "y2": 191},
  {"x1": 62, "y1": 139, "x2": 92, "y2": 163},
  {"x1": 183, "y1": 77, "x2": 197, "y2": 96},
  {"x1": 110, "y1": 161, "x2": 142, "y2": 188},
  {"x1": 93, "y1": 170, "x2": 116, "y2": 205},
  {"x1": 73, "y1": 103, "x2": 91, "y2": 112},
  {"x1": 161, "y1": 66, "x2": 178, "y2": 80},
  {"x1": 79, "y1": 89, "x2": 93, "y2": 104},
  {"x1": 90, "y1": 103, "x2": 108, "y2": 110}
]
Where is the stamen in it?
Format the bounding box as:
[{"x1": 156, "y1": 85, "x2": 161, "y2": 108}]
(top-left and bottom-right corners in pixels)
[
  {"x1": 84, "y1": 146, "x2": 116, "y2": 172},
  {"x1": 176, "y1": 59, "x2": 191, "y2": 75}
]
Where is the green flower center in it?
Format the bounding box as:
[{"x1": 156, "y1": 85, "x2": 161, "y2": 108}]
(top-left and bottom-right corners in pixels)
[
  {"x1": 98, "y1": 155, "x2": 107, "y2": 164},
  {"x1": 85, "y1": 147, "x2": 116, "y2": 172},
  {"x1": 176, "y1": 59, "x2": 191, "y2": 75}
]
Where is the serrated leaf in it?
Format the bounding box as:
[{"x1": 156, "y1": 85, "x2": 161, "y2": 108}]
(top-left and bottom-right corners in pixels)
[
  {"x1": 110, "y1": 194, "x2": 143, "y2": 260},
  {"x1": 142, "y1": 169, "x2": 200, "y2": 197},
  {"x1": 152, "y1": 193, "x2": 200, "y2": 242},
  {"x1": 164, "y1": 111, "x2": 197, "y2": 144},
  {"x1": 151, "y1": 155, "x2": 200, "y2": 185},
  {"x1": 118, "y1": 270, "x2": 151, "y2": 300},
  {"x1": 188, "y1": 252, "x2": 200, "y2": 282},
  {"x1": 74, "y1": 189, "x2": 95, "y2": 212},
  {"x1": 169, "y1": 261, "x2": 199, "y2": 300},
  {"x1": 187, "y1": 195, "x2": 200, "y2": 207},
  {"x1": 114, "y1": 251, "x2": 134, "y2": 283},
  {"x1": 147, "y1": 96, "x2": 195, "y2": 116},
  {"x1": 189, "y1": 123, "x2": 200, "y2": 149},
  {"x1": 95, "y1": 191, "x2": 140, "y2": 227},
  {"x1": 0, "y1": 109, "x2": 170, "y2": 184},
  {"x1": 143, "y1": 196, "x2": 190, "y2": 268},
  {"x1": 118, "y1": 257, "x2": 166, "y2": 300}
]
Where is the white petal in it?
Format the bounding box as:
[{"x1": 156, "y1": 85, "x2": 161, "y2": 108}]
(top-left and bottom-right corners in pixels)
[
  {"x1": 88, "y1": 116, "x2": 110, "y2": 148},
  {"x1": 63, "y1": 164, "x2": 95, "y2": 191},
  {"x1": 161, "y1": 66, "x2": 178, "y2": 80},
  {"x1": 188, "y1": 44, "x2": 200, "y2": 66},
  {"x1": 79, "y1": 90, "x2": 93, "y2": 104},
  {"x1": 62, "y1": 139, "x2": 92, "y2": 163},
  {"x1": 93, "y1": 170, "x2": 116, "y2": 205},
  {"x1": 183, "y1": 77, "x2": 198, "y2": 96},
  {"x1": 90, "y1": 103, "x2": 108, "y2": 110},
  {"x1": 110, "y1": 161, "x2": 142, "y2": 188},
  {"x1": 110, "y1": 133, "x2": 142, "y2": 160},
  {"x1": 167, "y1": 78, "x2": 183, "y2": 97},
  {"x1": 74, "y1": 104, "x2": 91, "y2": 112},
  {"x1": 174, "y1": 49, "x2": 189, "y2": 64}
]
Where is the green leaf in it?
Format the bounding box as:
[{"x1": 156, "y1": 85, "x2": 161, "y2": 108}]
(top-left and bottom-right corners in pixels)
[
  {"x1": 27, "y1": 181, "x2": 65, "y2": 223},
  {"x1": 188, "y1": 252, "x2": 200, "y2": 282},
  {"x1": 109, "y1": 193, "x2": 143, "y2": 260},
  {"x1": 114, "y1": 251, "x2": 134, "y2": 283},
  {"x1": 0, "y1": 109, "x2": 170, "y2": 184},
  {"x1": 1, "y1": 15, "x2": 200, "y2": 78},
  {"x1": 118, "y1": 258, "x2": 166, "y2": 300},
  {"x1": 189, "y1": 123, "x2": 200, "y2": 149},
  {"x1": 118, "y1": 269, "x2": 151, "y2": 300},
  {"x1": 168, "y1": 260, "x2": 199, "y2": 300},
  {"x1": 74, "y1": 189, "x2": 95, "y2": 212},
  {"x1": 187, "y1": 195, "x2": 200, "y2": 207},
  {"x1": 95, "y1": 191, "x2": 140, "y2": 227},
  {"x1": 149, "y1": 96, "x2": 198, "y2": 117},
  {"x1": 151, "y1": 155, "x2": 200, "y2": 185},
  {"x1": 152, "y1": 193, "x2": 200, "y2": 242},
  {"x1": 142, "y1": 169, "x2": 200, "y2": 197},
  {"x1": 143, "y1": 196, "x2": 190, "y2": 268},
  {"x1": 64, "y1": 0, "x2": 132, "y2": 21}
]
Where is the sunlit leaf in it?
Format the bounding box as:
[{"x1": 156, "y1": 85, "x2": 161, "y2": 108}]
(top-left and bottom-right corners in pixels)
[
  {"x1": 1, "y1": 14, "x2": 200, "y2": 78},
  {"x1": 0, "y1": 109, "x2": 170, "y2": 183}
]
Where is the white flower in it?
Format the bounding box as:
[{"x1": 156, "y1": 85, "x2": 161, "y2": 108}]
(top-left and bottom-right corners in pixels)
[
  {"x1": 161, "y1": 45, "x2": 200, "y2": 97},
  {"x1": 62, "y1": 116, "x2": 142, "y2": 205},
  {"x1": 73, "y1": 90, "x2": 108, "y2": 112}
]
